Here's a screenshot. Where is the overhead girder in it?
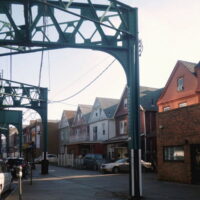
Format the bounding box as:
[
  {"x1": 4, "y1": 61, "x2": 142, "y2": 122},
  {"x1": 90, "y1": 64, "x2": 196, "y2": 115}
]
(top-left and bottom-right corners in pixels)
[
  {"x1": 0, "y1": 78, "x2": 46, "y2": 109},
  {"x1": 0, "y1": 1, "x2": 141, "y2": 199},
  {"x1": 0, "y1": 78, "x2": 48, "y2": 171},
  {"x1": 0, "y1": 0, "x2": 136, "y2": 59}
]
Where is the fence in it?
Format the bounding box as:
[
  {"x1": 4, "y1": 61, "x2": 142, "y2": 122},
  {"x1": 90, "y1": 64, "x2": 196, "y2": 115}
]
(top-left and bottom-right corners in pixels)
[{"x1": 57, "y1": 154, "x2": 84, "y2": 169}]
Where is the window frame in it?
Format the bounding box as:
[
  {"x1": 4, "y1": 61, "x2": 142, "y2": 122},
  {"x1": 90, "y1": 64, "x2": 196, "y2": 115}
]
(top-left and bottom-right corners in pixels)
[
  {"x1": 124, "y1": 98, "x2": 128, "y2": 109},
  {"x1": 179, "y1": 102, "x2": 187, "y2": 108},
  {"x1": 163, "y1": 145, "x2": 185, "y2": 162},
  {"x1": 177, "y1": 77, "x2": 184, "y2": 91},
  {"x1": 163, "y1": 106, "x2": 170, "y2": 112}
]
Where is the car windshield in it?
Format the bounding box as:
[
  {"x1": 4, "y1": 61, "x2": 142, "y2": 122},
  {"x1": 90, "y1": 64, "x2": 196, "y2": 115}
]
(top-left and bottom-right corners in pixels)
[{"x1": 115, "y1": 159, "x2": 128, "y2": 163}]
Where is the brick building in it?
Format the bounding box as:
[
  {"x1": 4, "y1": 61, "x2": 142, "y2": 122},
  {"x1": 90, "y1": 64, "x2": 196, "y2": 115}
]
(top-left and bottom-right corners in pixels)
[
  {"x1": 157, "y1": 60, "x2": 200, "y2": 112},
  {"x1": 23, "y1": 120, "x2": 59, "y2": 157},
  {"x1": 157, "y1": 104, "x2": 200, "y2": 184},
  {"x1": 157, "y1": 60, "x2": 200, "y2": 184}
]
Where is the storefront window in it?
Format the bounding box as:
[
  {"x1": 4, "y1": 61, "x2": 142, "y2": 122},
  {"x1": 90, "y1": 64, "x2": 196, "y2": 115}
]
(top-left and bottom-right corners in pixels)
[{"x1": 164, "y1": 146, "x2": 184, "y2": 161}]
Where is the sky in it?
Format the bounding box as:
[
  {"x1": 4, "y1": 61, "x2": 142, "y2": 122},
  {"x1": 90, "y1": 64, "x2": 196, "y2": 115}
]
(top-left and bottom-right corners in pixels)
[{"x1": 0, "y1": 0, "x2": 200, "y2": 122}]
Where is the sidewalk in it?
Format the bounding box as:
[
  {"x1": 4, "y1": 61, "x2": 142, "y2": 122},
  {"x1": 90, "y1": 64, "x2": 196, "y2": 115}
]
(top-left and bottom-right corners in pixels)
[{"x1": 6, "y1": 165, "x2": 200, "y2": 200}]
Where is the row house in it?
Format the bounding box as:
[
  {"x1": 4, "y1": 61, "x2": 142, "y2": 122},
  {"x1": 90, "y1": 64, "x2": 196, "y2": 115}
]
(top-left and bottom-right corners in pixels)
[
  {"x1": 66, "y1": 99, "x2": 119, "y2": 157},
  {"x1": 106, "y1": 86, "x2": 162, "y2": 163},
  {"x1": 23, "y1": 120, "x2": 59, "y2": 158},
  {"x1": 157, "y1": 60, "x2": 200, "y2": 184},
  {"x1": 59, "y1": 87, "x2": 162, "y2": 163},
  {"x1": 58, "y1": 110, "x2": 76, "y2": 154},
  {"x1": 67, "y1": 104, "x2": 92, "y2": 156}
]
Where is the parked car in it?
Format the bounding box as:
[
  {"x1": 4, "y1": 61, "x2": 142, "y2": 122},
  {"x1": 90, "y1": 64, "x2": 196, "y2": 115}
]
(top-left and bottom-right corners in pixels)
[
  {"x1": 34, "y1": 154, "x2": 58, "y2": 164},
  {"x1": 6, "y1": 158, "x2": 30, "y2": 178},
  {"x1": 100, "y1": 158, "x2": 152, "y2": 173},
  {"x1": 0, "y1": 160, "x2": 12, "y2": 197},
  {"x1": 83, "y1": 154, "x2": 105, "y2": 170}
]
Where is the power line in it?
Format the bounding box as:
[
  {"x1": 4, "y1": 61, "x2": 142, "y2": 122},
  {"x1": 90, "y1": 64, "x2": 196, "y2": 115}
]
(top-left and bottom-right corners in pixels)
[
  {"x1": 51, "y1": 56, "x2": 111, "y2": 99},
  {"x1": 50, "y1": 59, "x2": 116, "y2": 103}
]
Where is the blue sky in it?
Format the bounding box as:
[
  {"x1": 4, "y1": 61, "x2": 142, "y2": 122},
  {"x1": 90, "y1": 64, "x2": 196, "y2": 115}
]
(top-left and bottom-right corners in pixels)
[{"x1": 0, "y1": 0, "x2": 200, "y2": 121}]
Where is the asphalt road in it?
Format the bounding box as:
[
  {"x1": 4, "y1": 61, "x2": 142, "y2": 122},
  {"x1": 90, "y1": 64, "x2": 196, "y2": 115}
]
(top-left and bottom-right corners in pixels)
[{"x1": 5, "y1": 165, "x2": 200, "y2": 200}]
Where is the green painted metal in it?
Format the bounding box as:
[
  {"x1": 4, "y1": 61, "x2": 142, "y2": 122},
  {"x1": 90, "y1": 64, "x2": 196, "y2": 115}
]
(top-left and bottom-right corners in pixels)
[
  {"x1": 0, "y1": 78, "x2": 48, "y2": 174},
  {"x1": 0, "y1": 110, "x2": 22, "y2": 156},
  {"x1": 0, "y1": 1, "x2": 141, "y2": 198}
]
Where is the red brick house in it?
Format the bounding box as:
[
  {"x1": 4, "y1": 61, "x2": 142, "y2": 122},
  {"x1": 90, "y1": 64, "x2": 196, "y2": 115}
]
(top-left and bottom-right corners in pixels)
[
  {"x1": 157, "y1": 60, "x2": 200, "y2": 112},
  {"x1": 106, "y1": 86, "x2": 162, "y2": 163},
  {"x1": 23, "y1": 120, "x2": 59, "y2": 157},
  {"x1": 157, "y1": 60, "x2": 200, "y2": 184}
]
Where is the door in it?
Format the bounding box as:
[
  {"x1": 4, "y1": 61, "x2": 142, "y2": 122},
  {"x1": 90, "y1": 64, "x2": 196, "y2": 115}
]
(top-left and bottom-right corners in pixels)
[{"x1": 191, "y1": 144, "x2": 200, "y2": 184}]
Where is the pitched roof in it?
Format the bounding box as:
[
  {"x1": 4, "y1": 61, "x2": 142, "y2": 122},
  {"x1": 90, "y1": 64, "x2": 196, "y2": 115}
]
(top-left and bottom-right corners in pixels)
[
  {"x1": 140, "y1": 86, "x2": 162, "y2": 111},
  {"x1": 178, "y1": 60, "x2": 197, "y2": 73},
  {"x1": 79, "y1": 104, "x2": 92, "y2": 115},
  {"x1": 97, "y1": 97, "x2": 119, "y2": 110},
  {"x1": 63, "y1": 110, "x2": 76, "y2": 119},
  {"x1": 157, "y1": 60, "x2": 198, "y2": 102},
  {"x1": 59, "y1": 110, "x2": 76, "y2": 128},
  {"x1": 104, "y1": 104, "x2": 119, "y2": 118}
]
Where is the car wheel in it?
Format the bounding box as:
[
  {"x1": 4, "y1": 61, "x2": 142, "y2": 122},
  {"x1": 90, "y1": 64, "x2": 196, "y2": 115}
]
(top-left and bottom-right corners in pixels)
[{"x1": 113, "y1": 167, "x2": 119, "y2": 174}]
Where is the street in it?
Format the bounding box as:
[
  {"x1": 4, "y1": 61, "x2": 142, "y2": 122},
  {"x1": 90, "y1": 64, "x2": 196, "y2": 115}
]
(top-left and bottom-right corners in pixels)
[{"x1": 6, "y1": 165, "x2": 200, "y2": 200}]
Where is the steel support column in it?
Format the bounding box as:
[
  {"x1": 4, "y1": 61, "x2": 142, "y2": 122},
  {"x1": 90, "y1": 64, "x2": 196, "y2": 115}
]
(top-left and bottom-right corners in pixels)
[{"x1": 127, "y1": 8, "x2": 141, "y2": 199}]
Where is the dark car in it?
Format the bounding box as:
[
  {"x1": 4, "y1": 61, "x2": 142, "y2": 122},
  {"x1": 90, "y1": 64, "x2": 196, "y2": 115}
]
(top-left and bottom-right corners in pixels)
[
  {"x1": 83, "y1": 154, "x2": 105, "y2": 170},
  {"x1": 6, "y1": 158, "x2": 30, "y2": 178}
]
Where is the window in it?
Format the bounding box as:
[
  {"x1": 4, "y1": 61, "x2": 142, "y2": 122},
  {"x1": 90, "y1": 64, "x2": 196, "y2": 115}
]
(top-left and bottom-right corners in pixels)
[
  {"x1": 77, "y1": 113, "x2": 81, "y2": 121},
  {"x1": 93, "y1": 126, "x2": 97, "y2": 140},
  {"x1": 102, "y1": 123, "x2": 105, "y2": 135},
  {"x1": 179, "y1": 102, "x2": 187, "y2": 107},
  {"x1": 124, "y1": 98, "x2": 128, "y2": 109},
  {"x1": 119, "y1": 120, "x2": 127, "y2": 134},
  {"x1": 163, "y1": 106, "x2": 170, "y2": 111},
  {"x1": 177, "y1": 77, "x2": 184, "y2": 91},
  {"x1": 164, "y1": 146, "x2": 184, "y2": 161}
]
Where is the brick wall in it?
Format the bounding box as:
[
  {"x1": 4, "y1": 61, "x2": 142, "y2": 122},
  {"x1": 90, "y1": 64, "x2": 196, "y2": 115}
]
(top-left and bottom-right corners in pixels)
[{"x1": 157, "y1": 103, "x2": 200, "y2": 183}]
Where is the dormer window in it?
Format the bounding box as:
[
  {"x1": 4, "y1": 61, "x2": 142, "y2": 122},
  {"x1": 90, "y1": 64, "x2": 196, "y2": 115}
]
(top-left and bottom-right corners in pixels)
[{"x1": 177, "y1": 77, "x2": 184, "y2": 91}]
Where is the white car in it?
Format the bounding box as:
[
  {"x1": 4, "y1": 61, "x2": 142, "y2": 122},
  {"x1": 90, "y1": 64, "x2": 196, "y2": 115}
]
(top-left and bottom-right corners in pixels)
[
  {"x1": 0, "y1": 160, "x2": 12, "y2": 197},
  {"x1": 100, "y1": 158, "x2": 152, "y2": 173}
]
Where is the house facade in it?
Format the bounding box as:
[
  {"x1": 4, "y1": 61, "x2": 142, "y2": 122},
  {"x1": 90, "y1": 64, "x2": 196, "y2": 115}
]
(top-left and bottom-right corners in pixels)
[
  {"x1": 157, "y1": 60, "x2": 200, "y2": 184},
  {"x1": 58, "y1": 110, "x2": 76, "y2": 154},
  {"x1": 67, "y1": 104, "x2": 92, "y2": 157},
  {"x1": 89, "y1": 97, "x2": 119, "y2": 159},
  {"x1": 23, "y1": 120, "x2": 59, "y2": 157},
  {"x1": 157, "y1": 60, "x2": 200, "y2": 112},
  {"x1": 107, "y1": 86, "x2": 162, "y2": 162}
]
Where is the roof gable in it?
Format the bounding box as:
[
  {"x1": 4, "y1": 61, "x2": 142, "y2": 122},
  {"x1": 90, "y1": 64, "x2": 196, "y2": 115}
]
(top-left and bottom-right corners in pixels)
[
  {"x1": 89, "y1": 97, "x2": 119, "y2": 123},
  {"x1": 115, "y1": 86, "x2": 161, "y2": 117},
  {"x1": 58, "y1": 110, "x2": 76, "y2": 129},
  {"x1": 157, "y1": 60, "x2": 198, "y2": 105},
  {"x1": 73, "y1": 104, "x2": 92, "y2": 126}
]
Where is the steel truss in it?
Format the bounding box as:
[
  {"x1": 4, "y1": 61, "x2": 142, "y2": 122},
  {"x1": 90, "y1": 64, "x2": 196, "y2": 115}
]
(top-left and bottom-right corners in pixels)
[
  {"x1": 0, "y1": 1, "x2": 141, "y2": 199},
  {"x1": 0, "y1": 78, "x2": 48, "y2": 173}
]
